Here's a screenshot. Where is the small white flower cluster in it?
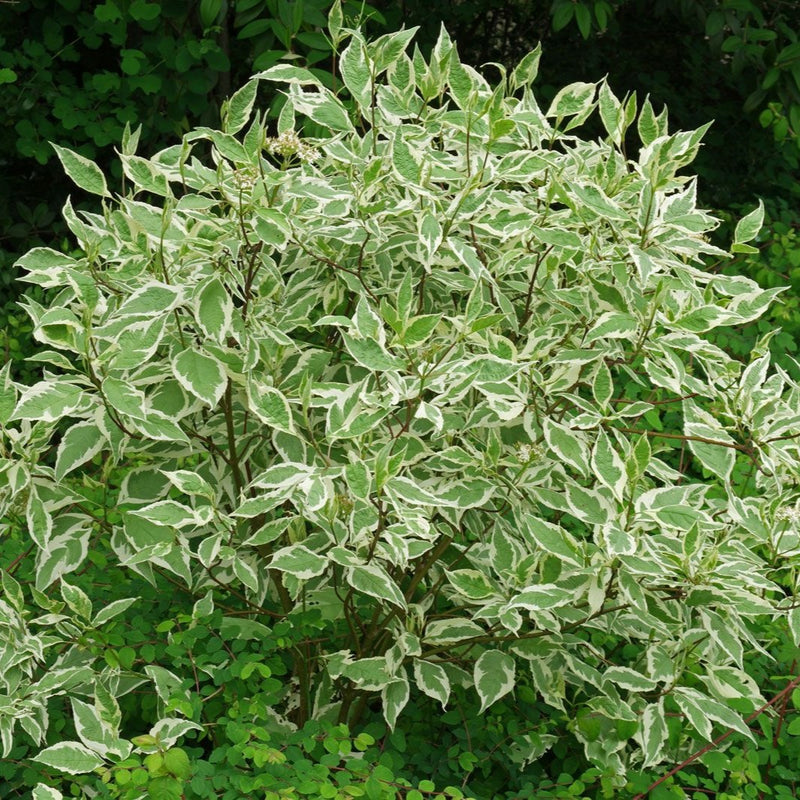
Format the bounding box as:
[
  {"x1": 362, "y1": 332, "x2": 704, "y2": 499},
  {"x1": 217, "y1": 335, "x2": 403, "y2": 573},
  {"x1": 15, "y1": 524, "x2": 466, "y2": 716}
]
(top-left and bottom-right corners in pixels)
[
  {"x1": 265, "y1": 130, "x2": 320, "y2": 163},
  {"x1": 515, "y1": 441, "x2": 543, "y2": 463},
  {"x1": 776, "y1": 504, "x2": 800, "y2": 524},
  {"x1": 232, "y1": 167, "x2": 258, "y2": 191}
]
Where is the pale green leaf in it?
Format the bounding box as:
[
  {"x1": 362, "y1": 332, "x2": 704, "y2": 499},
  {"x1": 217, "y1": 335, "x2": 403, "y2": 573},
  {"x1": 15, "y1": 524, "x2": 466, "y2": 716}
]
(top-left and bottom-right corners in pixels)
[
  {"x1": 254, "y1": 208, "x2": 291, "y2": 248},
  {"x1": 446, "y1": 569, "x2": 499, "y2": 601},
  {"x1": 171, "y1": 347, "x2": 227, "y2": 407},
  {"x1": 734, "y1": 200, "x2": 763, "y2": 245},
  {"x1": 543, "y1": 418, "x2": 589, "y2": 476},
  {"x1": 51, "y1": 144, "x2": 109, "y2": 197},
  {"x1": 194, "y1": 277, "x2": 233, "y2": 342},
  {"x1": 270, "y1": 544, "x2": 327, "y2": 580},
  {"x1": 546, "y1": 81, "x2": 596, "y2": 118},
  {"x1": 640, "y1": 702, "x2": 667, "y2": 767},
  {"x1": 33, "y1": 785, "x2": 64, "y2": 800},
  {"x1": 474, "y1": 650, "x2": 515, "y2": 712},
  {"x1": 33, "y1": 741, "x2": 105, "y2": 775},
  {"x1": 424, "y1": 619, "x2": 484, "y2": 644},
  {"x1": 591, "y1": 430, "x2": 627, "y2": 501},
  {"x1": 92, "y1": 597, "x2": 138, "y2": 627},
  {"x1": 26, "y1": 486, "x2": 53, "y2": 550},
  {"x1": 340, "y1": 657, "x2": 392, "y2": 690},
  {"x1": 55, "y1": 420, "x2": 105, "y2": 481},
  {"x1": 12, "y1": 381, "x2": 84, "y2": 422},
  {"x1": 224, "y1": 79, "x2": 258, "y2": 135},
  {"x1": 603, "y1": 666, "x2": 658, "y2": 692},
  {"x1": 510, "y1": 584, "x2": 573, "y2": 611},
  {"x1": 382, "y1": 674, "x2": 410, "y2": 730},
  {"x1": 61, "y1": 580, "x2": 93, "y2": 620},
  {"x1": 413, "y1": 659, "x2": 450, "y2": 707},
  {"x1": 348, "y1": 563, "x2": 407, "y2": 609}
]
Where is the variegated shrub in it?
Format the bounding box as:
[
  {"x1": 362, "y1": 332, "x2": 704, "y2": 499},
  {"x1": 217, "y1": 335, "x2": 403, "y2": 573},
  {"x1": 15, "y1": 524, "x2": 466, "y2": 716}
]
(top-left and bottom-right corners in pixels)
[{"x1": 2, "y1": 12, "x2": 800, "y2": 787}]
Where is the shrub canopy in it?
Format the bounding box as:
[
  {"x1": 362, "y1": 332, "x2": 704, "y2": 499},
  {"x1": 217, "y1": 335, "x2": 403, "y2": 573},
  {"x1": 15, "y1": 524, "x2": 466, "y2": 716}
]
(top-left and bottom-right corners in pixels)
[{"x1": 2, "y1": 14, "x2": 800, "y2": 793}]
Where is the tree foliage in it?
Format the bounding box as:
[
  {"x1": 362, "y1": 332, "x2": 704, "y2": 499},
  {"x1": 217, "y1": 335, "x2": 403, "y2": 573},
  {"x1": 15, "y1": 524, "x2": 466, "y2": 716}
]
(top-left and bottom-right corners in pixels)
[{"x1": 2, "y1": 13, "x2": 800, "y2": 797}]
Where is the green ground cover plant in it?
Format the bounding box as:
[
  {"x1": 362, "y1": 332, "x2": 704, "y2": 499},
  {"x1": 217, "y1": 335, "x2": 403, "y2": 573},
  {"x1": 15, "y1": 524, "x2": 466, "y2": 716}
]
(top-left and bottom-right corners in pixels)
[{"x1": 2, "y1": 6, "x2": 800, "y2": 798}]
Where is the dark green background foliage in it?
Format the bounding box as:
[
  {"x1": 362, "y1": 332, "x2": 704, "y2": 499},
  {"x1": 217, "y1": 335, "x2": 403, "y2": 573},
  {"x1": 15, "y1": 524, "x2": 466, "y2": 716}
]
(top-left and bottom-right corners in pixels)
[{"x1": 2, "y1": 2, "x2": 800, "y2": 798}]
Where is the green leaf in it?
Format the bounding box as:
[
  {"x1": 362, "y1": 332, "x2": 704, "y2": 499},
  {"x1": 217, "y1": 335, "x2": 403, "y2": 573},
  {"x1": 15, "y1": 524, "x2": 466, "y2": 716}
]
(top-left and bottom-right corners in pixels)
[
  {"x1": 339, "y1": 657, "x2": 392, "y2": 690},
  {"x1": 161, "y1": 470, "x2": 214, "y2": 498},
  {"x1": 592, "y1": 360, "x2": 613, "y2": 411},
  {"x1": 328, "y1": 0, "x2": 344, "y2": 44},
  {"x1": 342, "y1": 333, "x2": 404, "y2": 371},
  {"x1": 510, "y1": 44, "x2": 541, "y2": 91},
  {"x1": 115, "y1": 282, "x2": 182, "y2": 318},
  {"x1": 651, "y1": 505, "x2": 704, "y2": 530},
  {"x1": 574, "y1": 2, "x2": 591, "y2": 38},
  {"x1": 344, "y1": 461, "x2": 372, "y2": 499},
  {"x1": 288, "y1": 84, "x2": 354, "y2": 132},
  {"x1": 683, "y1": 407, "x2": 736, "y2": 482},
  {"x1": 474, "y1": 650, "x2": 515, "y2": 712},
  {"x1": 340, "y1": 34, "x2": 372, "y2": 110},
  {"x1": 61, "y1": 580, "x2": 93, "y2": 620},
  {"x1": 171, "y1": 347, "x2": 227, "y2": 407},
  {"x1": 523, "y1": 516, "x2": 583, "y2": 567},
  {"x1": 71, "y1": 698, "x2": 117, "y2": 757},
  {"x1": 255, "y1": 63, "x2": 323, "y2": 86},
  {"x1": 603, "y1": 666, "x2": 658, "y2": 692},
  {"x1": 120, "y1": 155, "x2": 169, "y2": 196},
  {"x1": 254, "y1": 208, "x2": 291, "y2": 248},
  {"x1": 132, "y1": 410, "x2": 189, "y2": 444},
  {"x1": 674, "y1": 688, "x2": 754, "y2": 743},
  {"x1": 102, "y1": 377, "x2": 146, "y2": 420},
  {"x1": 270, "y1": 544, "x2": 327, "y2": 580},
  {"x1": 396, "y1": 270, "x2": 414, "y2": 322},
  {"x1": 591, "y1": 430, "x2": 627, "y2": 501},
  {"x1": 603, "y1": 525, "x2": 636, "y2": 557},
  {"x1": 640, "y1": 702, "x2": 667, "y2": 767},
  {"x1": 402, "y1": 315, "x2": 441, "y2": 347},
  {"x1": 51, "y1": 144, "x2": 109, "y2": 197},
  {"x1": 547, "y1": 81, "x2": 596, "y2": 118},
  {"x1": 585, "y1": 312, "x2": 638, "y2": 343},
  {"x1": 33, "y1": 742, "x2": 105, "y2": 775},
  {"x1": 55, "y1": 420, "x2": 105, "y2": 481},
  {"x1": 132, "y1": 500, "x2": 198, "y2": 528},
  {"x1": 543, "y1": 418, "x2": 589, "y2": 476},
  {"x1": 146, "y1": 776, "x2": 183, "y2": 800},
  {"x1": 26, "y1": 487, "x2": 53, "y2": 550},
  {"x1": 734, "y1": 200, "x2": 763, "y2": 245},
  {"x1": 92, "y1": 597, "x2": 138, "y2": 627},
  {"x1": 224, "y1": 79, "x2": 258, "y2": 135},
  {"x1": 1, "y1": 569, "x2": 24, "y2": 613},
  {"x1": 11, "y1": 381, "x2": 84, "y2": 422},
  {"x1": 413, "y1": 659, "x2": 450, "y2": 707},
  {"x1": 348, "y1": 563, "x2": 407, "y2": 609},
  {"x1": 510, "y1": 584, "x2": 574, "y2": 611},
  {"x1": 391, "y1": 130, "x2": 423, "y2": 184},
  {"x1": 424, "y1": 619, "x2": 484, "y2": 644},
  {"x1": 163, "y1": 747, "x2": 191, "y2": 780},
  {"x1": 446, "y1": 569, "x2": 498, "y2": 601},
  {"x1": 247, "y1": 379, "x2": 294, "y2": 433},
  {"x1": 194, "y1": 277, "x2": 233, "y2": 342},
  {"x1": 33, "y1": 786, "x2": 63, "y2": 800},
  {"x1": 598, "y1": 81, "x2": 622, "y2": 142},
  {"x1": 382, "y1": 675, "x2": 410, "y2": 730}
]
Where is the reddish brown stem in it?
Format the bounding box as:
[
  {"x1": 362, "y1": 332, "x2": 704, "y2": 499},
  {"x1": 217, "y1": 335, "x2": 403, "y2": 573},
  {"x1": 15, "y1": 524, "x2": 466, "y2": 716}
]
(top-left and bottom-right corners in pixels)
[{"x1": 635, "y1": 668, "x2": 800, "y2": 800}]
